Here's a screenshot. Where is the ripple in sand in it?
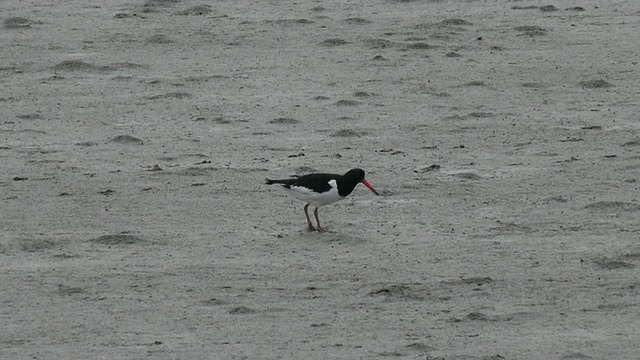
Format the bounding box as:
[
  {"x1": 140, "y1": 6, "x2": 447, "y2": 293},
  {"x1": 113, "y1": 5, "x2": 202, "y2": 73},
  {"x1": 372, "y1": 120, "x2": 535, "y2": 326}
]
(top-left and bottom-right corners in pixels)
[
  {"x1": 91, "y1": 234, "x2": 144, "y2": 245},
  {"x1": 515, "y1": 26, "x2": 548, "y2": 37},
  {"x1": 467, "y1": 112, "x2": 493, "y2": 118},
  {"x1": 267, "y1": 18, "x2": 314, "y2": 25},
  {"x1": 539, "y1": 5, "x2": 559, "y2": 12},
  {"x1": 145, "y1": 0, "x2": 180, "y2": 4},
  {"x1": 452, "y1": 172, "x2": 483, "y2": 181},
  {"x1": 319, "y1": 38, "x2": 348, "y2": 46},
  {"x1": 446, "y1": 112, "x2": 493, "y2": 120},
  {"x1": 201, "y1": 298, "x2": 227, "y2": 306},
  {"x1": 269, "y1": 117, "x2": 299, "y2": 125},
  {"x1": 465, "y1": 80, "x2": 485, "y2": 86},
  {"x1": 368, "y1": 283, "x2": 429, "y2": 301},
  {"x1": 404, "y1": 342, "x2": 436, "y2": 353},
  {"x1": 194, "y1": 116, "x2": 231, "y2": 124},
  {"x1": 622, "y1": 138, "x2": 640, "y2": 147},
  {"x1": 147, "y1": 34, "x2": 172, "y2": 43},
  {"x1": 57, "y1": 285, "x2": 84, "y2": 296},
  {"x1": 522, "y1": 82, "x2": 545, "y2": 88},
  {"x1": 579, "y1": 79, "x2": 614, "y2": 89},
  {"x1": 111, "y1": 135, "x2": 144, "y2": 144},
  {"x1": 108, "y1": 62, "x2": 147, "y2": 70},
  {"x1": 51, "y1": 60, "x2": 109, "y2": 72},
  {"x1": 143, "y1": 0, "x2": 180, "y2": 12},
  {"x1": 343, "y1": 17, "x2": 370, "y2": 24},
  {"x1": 20, "y1": 238, "x2": 56, "y2": 253},
  {"x1": 363, "y1": 38, "x2": 395, "y2": 49},
  {"x1": 3, "y1": 17, "x2": 35, "y2": 29},
  {"x1": 453, "y1": 311, "x2": 489, "y2": 322},
  {"x1": 146, "y1": 92, "x2": 191, "y2": 100},
  {"x1": 114, "y1": 13, "x2": 146, "y2": 19},
  {"x1": 414, "y1": 164, "x2": 440, "y2": 173},
  {"x1": 295, "y1": 166, "x2": 319, "y2": 174},
  {"x1": 592, "y1": 257, "x2": 636, "y2": 270},
  {"x1": 353, "y1": 91, "x2": 375, "y2": 98},
  {"x1": 331, "y1": 129, "x2": 363, "y2": 137},
  {"x1": 334, "y1": 99, "x2": 360, "y2": 106},
  {"x1": 229, "y1": 306, "x2": 256, "y2": 314},
  {"x1": 513, "y1": 5, "x2": 538, "y2": 10},
  {"x1": 444, "y1": 277, "x2": 493, "y2": 286},
  {"x1": 16, "y1": 113, "x2": 42, "y2": 120},
  {"x1": 584, "y1": 201, "x2": 640, "y2": 212},
  {"x1": 177, "y1": 4, "x2": 212, "y2": 15},
  {"x1": 170, "y1": 167, "x2": 209, "y2": 176},
  {"x1": 561, "y1": 352, "x2": 593, "y2": 359},
  {"x1": 403, "y1": 42, "x2": 436, "y2": 50},
  {"x1": 439, "y1": 18, "x2": 472, "y2": 26}
]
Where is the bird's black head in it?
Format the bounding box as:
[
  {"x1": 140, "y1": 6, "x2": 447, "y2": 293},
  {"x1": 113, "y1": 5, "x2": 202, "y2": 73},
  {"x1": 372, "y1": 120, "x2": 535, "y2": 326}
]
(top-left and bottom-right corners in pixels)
[
  {"x1": 344, "y1": 168, "x2": 366, "y2": 181},
  {"x1": 343, "y1": 168, "x2": 379, "y2": 196}
]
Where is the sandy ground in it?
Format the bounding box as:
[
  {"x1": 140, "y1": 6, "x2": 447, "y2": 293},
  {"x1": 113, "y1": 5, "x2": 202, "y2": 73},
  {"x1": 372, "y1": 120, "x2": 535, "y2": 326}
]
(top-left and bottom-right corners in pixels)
[{"x1": 2, "y1": 0, "x2": 640, "y2": 359}]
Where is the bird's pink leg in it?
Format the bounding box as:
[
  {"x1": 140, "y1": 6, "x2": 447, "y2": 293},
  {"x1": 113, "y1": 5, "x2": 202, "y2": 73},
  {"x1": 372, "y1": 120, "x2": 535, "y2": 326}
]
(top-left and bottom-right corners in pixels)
[
  {"x1": 314, "y1": 207, "x2": 325, "y2": 232},
  {"x1": 304, "y1": 204, "x2": 316, "y2": 231}
]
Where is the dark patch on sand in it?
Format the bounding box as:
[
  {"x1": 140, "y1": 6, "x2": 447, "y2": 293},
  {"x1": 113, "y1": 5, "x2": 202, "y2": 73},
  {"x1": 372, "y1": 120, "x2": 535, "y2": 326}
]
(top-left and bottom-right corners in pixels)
[
  {"x1": 51, "y1": 60, "x2": 110, "y2": 72},
  {"x1": 369, "y1": 283, "x2": 429, "y2": 301},
  {"x1": 584, "y1": 201, "x2": 640, "y2": 212},
  {"x1": 539, "y1": 5, "x2": 559, "y2": 12},
  {"x1": 453, "y1": 172, "x2": 483, "y2": 181},
  {"x1": 16, "y1": 113, "x2": 42, "y2": 120},
  {"x1": 229, "y1": 306, "x2": 256, "y2": 314},
  {"x1": 592, "y1": 257, "x2": 636, "y2": 270},
  {"x1": 4, "y1": 17, "x2": 35, "y2": 29},
  {"x1": 622, "y1": 138, "x2": 640, "y2": 147},
  {"x1": 335, "y1": 99, "x2": 360, "y2": 106},
  {"x1": 90, "y1": 234, "x2": 144, "y2": 245},
  {"x1": 147, "y1": 34, "x2": 172, "y2": 43},
  {"x1": 20, "y1": 239, "x2": 56, "y2": 253},
  {"x1": 364, "y1": 38, "x2": 396, "y2": 49},
  {"x1": 331, "y1": 129, "x2": 363, "y2": 137},
  {"x1": 439, "y1": 18, "x2": 472, "y2": 26},
  {"x1": 319, "y1": 38, "x2": 349, "y2": 46},
  {"x1": 515, "y1": 26, "x2": 548, "y2": 36},
  {"x1": 270, "y1": 117, "x2": 300, "y2": 124},
  {"x1": 580, "y1": 79, "x2": 614, "y2": 89},
  {"x1": 343, "y1": 17, "x2": 370, "y2": 24},
  {"x1": 177, "y1": 4, "x2": 212, "y2": 15},
  {"x1": 111, "y1": 135, "x2": 144, "y2": 144},
  {"x1": 146, "y1": 92, "x2": 191, "y2": 100}
]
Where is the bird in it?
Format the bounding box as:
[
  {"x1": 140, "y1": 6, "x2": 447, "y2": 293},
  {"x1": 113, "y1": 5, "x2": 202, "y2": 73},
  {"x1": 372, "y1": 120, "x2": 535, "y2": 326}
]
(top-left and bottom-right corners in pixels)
[{"x1": 265, "y1": 168, "x2": 379, "y2": 232}]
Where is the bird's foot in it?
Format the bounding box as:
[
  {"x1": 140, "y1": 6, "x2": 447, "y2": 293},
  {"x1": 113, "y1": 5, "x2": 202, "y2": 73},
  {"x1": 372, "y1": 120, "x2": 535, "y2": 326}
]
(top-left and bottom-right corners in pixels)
[{"x1": 306, "y1": 225, "x2": 326, "y2": 233}]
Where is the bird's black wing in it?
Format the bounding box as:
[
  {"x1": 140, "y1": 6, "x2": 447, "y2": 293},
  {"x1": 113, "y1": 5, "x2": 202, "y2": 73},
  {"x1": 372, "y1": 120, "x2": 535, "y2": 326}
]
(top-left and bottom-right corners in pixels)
[
  {"x1": 265, "y1": 173, "x2": 337, "y2": 193},
  {"x1": 285, "y1": 173, "x2": 336, "y2": 193}
]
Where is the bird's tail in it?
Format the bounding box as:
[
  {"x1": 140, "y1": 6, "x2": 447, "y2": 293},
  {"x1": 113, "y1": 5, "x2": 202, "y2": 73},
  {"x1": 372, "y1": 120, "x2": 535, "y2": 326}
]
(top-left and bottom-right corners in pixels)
[{"x1": 265, "y1": 178, "x2": 296, "y2": 186}]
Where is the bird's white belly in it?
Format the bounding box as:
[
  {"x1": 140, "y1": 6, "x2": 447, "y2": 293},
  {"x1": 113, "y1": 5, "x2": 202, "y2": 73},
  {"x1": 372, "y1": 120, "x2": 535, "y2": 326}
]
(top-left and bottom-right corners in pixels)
[{"x1": 286, "y1": 180, "x2": 343, "y2": 207}]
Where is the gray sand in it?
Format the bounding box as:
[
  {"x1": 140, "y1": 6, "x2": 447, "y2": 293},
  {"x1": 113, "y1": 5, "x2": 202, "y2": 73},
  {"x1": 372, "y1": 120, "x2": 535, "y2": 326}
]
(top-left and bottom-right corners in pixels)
[{"x1": 2, "y1": 0, "x2": 639, "y2": 358}]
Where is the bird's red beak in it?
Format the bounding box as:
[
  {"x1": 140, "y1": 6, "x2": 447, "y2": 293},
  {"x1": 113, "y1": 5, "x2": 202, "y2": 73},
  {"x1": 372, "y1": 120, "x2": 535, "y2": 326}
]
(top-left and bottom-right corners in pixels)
[{"x1": 361, "y1": 179, "x2": 379, "y2": 196}]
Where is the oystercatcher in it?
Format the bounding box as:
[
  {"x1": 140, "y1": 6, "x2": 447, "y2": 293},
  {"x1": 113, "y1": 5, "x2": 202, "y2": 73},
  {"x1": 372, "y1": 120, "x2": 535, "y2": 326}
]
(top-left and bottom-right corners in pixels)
[{"x1": 265, "y1": 168, "x2": 379, "y2": 232}]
